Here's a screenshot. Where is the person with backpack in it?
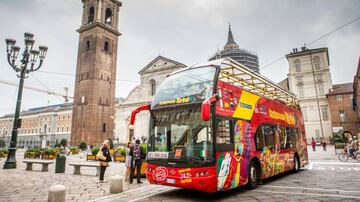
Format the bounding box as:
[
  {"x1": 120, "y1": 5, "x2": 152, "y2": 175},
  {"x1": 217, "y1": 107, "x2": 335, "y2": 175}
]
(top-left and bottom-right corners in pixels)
[{"x1": 130, "y1": 139, "x2": 144, "y2": 184}]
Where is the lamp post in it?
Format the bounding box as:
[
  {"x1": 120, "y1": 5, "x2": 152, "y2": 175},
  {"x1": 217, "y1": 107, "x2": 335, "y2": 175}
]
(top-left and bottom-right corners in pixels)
[{"x1": 3, "y1": 32, "x2": 48, "y2": 169}]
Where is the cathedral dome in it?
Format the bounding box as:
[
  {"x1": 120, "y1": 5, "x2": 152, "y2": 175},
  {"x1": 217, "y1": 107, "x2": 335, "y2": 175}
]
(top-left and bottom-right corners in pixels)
[{"x1": 210, "y1": 25, "x2": 259, "y2": 73}]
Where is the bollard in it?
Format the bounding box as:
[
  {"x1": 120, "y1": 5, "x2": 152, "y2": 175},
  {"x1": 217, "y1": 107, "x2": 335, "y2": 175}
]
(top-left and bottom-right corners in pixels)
[
  {"x1": 110, "y1": 175, "x2": 123, "y2": 194},
  {"x1": 48, "y1": 185, "x2": 66, "y2": 202}
]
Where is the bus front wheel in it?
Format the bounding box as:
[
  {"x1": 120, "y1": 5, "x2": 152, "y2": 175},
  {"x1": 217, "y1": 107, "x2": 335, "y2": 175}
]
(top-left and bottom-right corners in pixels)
[
  {"x1": 247, "y1": 161, "x2": 258, "y2": 189},
  {"x1": 293, "y1": 155, "x2": 300, "y2": 172}
]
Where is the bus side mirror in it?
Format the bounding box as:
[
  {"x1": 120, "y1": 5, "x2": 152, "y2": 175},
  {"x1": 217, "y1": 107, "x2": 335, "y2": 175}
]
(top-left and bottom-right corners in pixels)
[
  {"x1": 130, "y1": 104, "x2": 150, "y2": 125},
  {"x1": 201, "y1": 94, "x2": 219, "y2": 122}
]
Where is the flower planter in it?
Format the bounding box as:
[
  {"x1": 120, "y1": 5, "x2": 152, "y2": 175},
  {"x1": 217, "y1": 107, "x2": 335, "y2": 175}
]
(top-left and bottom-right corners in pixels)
[
  {"x1": 114, "y1": 154, "x2": 125, "y2": 162},
  {"x1": 71, "y1": 150, "x2": 79, "y2": 155},
  {"x1": 86, "y1": 154, "x2": 97, "y2": 161},
  {"x1": 47, "y1": 154, "x2": 57, "y2": 159}
]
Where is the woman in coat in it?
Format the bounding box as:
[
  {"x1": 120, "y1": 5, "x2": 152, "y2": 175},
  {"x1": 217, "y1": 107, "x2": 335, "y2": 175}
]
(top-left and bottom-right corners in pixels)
[{"x1": 99, "y1": 140, "x2": 112, "y2": 182}]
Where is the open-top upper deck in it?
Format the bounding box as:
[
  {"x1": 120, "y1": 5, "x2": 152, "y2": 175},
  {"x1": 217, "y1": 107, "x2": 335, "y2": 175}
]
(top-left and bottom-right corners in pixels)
[{"x1": 186, "y1": 58, "x2": 300, "y2": 109}]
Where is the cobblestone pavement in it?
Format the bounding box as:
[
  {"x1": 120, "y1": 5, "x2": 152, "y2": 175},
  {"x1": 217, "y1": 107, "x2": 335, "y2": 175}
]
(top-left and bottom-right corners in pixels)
[
  {"x1": 1, "y1": 146, "x2": 360, "y2": 202},
  {"x1": 93, "y1": 146, "x2": 360, "y2": 202},
  {"x1": 0, "y1": 150, "x2": 148, "y2": 202}
]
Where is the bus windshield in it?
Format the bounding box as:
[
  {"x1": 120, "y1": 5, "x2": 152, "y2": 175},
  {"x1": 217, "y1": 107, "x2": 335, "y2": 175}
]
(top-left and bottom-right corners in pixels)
[
  {"x1": 147, "y1": 106, "x2": 214, "y2": 166},
  {"x1": 152, "y1": 66, "x2": 216, "y2": 108}
]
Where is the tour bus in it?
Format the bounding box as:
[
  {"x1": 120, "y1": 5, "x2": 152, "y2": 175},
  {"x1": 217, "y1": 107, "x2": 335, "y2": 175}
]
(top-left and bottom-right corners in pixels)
[{"x1": 130, "y1": 58, "x2": 308, "y2": 193}]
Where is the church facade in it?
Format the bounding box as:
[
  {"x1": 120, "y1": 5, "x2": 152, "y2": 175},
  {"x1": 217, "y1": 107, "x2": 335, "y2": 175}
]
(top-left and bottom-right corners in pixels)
[{"x1": 114, "y1": 56, "x2": 186, "y2": 144}]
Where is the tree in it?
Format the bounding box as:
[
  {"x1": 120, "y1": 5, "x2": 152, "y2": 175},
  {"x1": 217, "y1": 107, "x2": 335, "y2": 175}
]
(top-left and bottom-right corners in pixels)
[
  {"x1": 60, "y1": 139, "x2": 67, "y2": 147},
  {"x1": 0, "y1": 139, "x2": 6, "y2": 148},
  {"x1": 79, "y1": 142, "x2": 87, "y2": 150}
]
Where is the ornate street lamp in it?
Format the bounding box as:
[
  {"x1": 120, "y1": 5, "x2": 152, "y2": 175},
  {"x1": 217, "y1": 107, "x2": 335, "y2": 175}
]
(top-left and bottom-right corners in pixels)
[{"x1": 3, "y1": 32, "x2": 48, "y2": 169}]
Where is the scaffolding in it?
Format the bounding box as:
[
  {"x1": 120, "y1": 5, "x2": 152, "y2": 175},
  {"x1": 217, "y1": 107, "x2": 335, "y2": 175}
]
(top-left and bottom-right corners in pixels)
[{"x1": 196, "y1": 58, "x2": 300, "y2": 109}]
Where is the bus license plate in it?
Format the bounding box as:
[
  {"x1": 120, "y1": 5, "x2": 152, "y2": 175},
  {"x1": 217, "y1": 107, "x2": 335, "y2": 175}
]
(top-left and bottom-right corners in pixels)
[
  {"x1": 166, "y1": 178, "x2": 176, "y2": 184},
  {"x1": 148, "y1": 152, "x2": 169, "y2": 159}
]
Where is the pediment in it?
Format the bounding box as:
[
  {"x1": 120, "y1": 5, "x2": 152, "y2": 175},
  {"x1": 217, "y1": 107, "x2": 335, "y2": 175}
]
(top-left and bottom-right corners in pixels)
[{"x1": 138, "y1": 56, "x2": 186, "y2": 75}]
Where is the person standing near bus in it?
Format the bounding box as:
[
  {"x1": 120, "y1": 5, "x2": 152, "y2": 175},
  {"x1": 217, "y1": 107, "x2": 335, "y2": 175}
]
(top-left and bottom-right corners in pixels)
[
  {"x1": 321, "y1": 138, "x2": 326, "y2": 151},
  {"x1": 311, "y1": 137, "x2": 316, "y2": 151},
  {"x1": 98, "y1": 140, "x2": 112, "y2": 183},
  {"x1": 124, "y1": 141, "x2": 133, "y2": 182},
  {"x1": 130, "y1": 139, "x2": 144, "y2": 184}
]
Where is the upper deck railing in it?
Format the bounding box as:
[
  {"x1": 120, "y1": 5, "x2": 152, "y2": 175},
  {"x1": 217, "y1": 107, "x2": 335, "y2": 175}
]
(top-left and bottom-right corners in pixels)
[{"x1": 190, "y1": 58, "x2": 300, "y2": 109}]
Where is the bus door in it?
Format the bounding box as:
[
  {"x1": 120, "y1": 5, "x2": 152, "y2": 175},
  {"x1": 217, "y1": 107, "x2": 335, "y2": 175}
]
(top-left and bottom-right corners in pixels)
[
  {"x1": 261, "y1": 124, "x2": 278, "y2": 177},
  {"x1": 215, "y1": 118, "x2": 235, "y2": 191},
  {"x1": 288, "y1": 128, "x2": 299, "y2": 168},
  {"x1": 278, "y1": 126, "x2": 290, "y2": 171}
]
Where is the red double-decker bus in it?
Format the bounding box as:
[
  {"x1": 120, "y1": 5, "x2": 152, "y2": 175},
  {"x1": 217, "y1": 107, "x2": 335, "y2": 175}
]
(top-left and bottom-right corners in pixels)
[{"x1": 130, "y1": 58, "x2": 308, "y2": 193}]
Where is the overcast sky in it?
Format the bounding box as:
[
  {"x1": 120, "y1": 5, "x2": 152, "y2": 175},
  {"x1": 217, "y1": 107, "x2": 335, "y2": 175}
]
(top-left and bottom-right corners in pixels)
[{"x1": 0, "y1": 0, "x2": 359, "y2": 117}]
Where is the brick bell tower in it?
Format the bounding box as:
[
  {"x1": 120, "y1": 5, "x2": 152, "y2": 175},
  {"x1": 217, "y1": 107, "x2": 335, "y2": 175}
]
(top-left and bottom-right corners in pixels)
[{"x1": 71, "y1": 0, "x2": 122, "y2": 146}]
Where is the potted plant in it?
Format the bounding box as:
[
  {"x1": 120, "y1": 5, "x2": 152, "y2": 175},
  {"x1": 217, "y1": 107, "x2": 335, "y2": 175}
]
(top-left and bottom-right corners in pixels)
[
  {"x1": 24, "y1": 148, "x2": 40, "y2": 159},
  {"x1": 79, "y1": 142, "x2": 87, "y2": 151},
  {"x1": 46, "y1": 149, "x2": 58, "y2": 159},
  {"x1": 70, "y1": 147, "x2": 79, "y2": 154},
  {"x1": 87, "y1": 147, "x2": 99, "y2": 161},
  {"x1": 114, "y1": 147, "x2": 126, "y2": 162},
  {"x1": 0, "y1": 149, "x2": 8, "y2": 158}
]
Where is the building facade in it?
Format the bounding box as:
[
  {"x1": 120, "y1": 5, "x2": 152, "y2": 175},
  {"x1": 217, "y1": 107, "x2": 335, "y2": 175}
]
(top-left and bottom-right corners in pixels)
[
  {"x1": 352, "y1": 57, "x2": 360, "y2": 132},
  {"x1": 0, "y1": 103, "x2": 72, "y2": 148},
  {"x1": 71, "y1": 0, "x2": 122, "y2": 146},
  {"x1": 286, "y1": 47, "x2": 333, "y2": 141},
  {"x1": 209, "y1": 25, "x2": 259, "y2": 72},
  {"x1": 114, "y1": 56, "x2": 186, "y2": 144},
  {"x1": 327, "y1": 83, "x2": 358, "y2": 136}
]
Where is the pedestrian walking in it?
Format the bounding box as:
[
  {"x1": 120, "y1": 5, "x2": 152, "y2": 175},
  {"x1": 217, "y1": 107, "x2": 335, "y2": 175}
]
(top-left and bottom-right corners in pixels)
[
  {"x1": 311, "y1": 137, "x2": 316, "y2": 151},
  {"x1": 321, "y1": 138, "x2": 327, "y2": 151},
  {"x1": 130, "y1": 139, "x2": 144, "y2": 184},
  {"x1": 124, "y1": 141, "x2": 133, "y2": 182},
  {"x1": 97, "y1": 140, "x2": 112, "y2": 183}
]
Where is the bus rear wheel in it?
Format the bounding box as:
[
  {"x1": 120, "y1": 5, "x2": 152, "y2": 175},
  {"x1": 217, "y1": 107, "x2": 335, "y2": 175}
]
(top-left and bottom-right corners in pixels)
[{"x1": 247, "y1": 161, "x2": 258, "y2": 189}]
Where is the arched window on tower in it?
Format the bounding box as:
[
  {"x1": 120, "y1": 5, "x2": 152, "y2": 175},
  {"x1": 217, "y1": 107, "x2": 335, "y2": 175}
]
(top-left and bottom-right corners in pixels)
[
  {"x1": 294, "y1": 59, "x2": 301, "y2": 72},
  {"x1": 104, "y1": 41, "x2": 109, "y2": 51},
  {"x1": 86, "y1": 40, "x2": 90, "y2": 51},
  {"x1": 105, "y1": 8, "x2": 112, "y2": 26},
  {"x1": 150, "y1": 79, "x2": 156, "y2": 96},
  {"x1": 88, "y1": 7, "x2": 95, "y2": 24}
]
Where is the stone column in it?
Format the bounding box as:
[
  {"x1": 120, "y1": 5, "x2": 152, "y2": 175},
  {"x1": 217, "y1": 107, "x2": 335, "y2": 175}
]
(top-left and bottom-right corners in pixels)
[
  {"x1": 109, "y1": 175, "x2": 123, "y2": 194},
  {"x1": 81, "y1": 3, "x2": 86, "y2": 26},
  {"x1": 115, "y1": 7, "x2": 119, "y2": 30},
  {"x1": 96, "y1": 0, "x2": 102, "y2": 22},
  {"x1": 48, "y1": 185, "x2": 66, "y2": 202}
]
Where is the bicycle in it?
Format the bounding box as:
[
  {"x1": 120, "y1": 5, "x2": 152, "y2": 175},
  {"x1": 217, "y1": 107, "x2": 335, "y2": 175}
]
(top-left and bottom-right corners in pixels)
[{"x1": 338, "y1": 146, "x2": 360, "y2": 162}]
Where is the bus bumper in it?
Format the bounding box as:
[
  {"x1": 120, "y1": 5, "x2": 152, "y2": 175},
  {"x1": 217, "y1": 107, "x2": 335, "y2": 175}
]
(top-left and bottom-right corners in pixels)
[{"x1": 145, "y1": 164, "x2": 218, "y2": 193}]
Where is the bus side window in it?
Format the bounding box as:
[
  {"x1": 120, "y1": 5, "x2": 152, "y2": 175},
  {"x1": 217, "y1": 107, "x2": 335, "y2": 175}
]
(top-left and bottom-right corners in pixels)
[
  {"x1": 285, "y1": 127, "x2": 292, "y2": 148},
  {"x1": 263, "y1": 124, "x2": 276, "y2": 150},
  {"x1": 289, "y1": 128, "x2": 298, "y2": 148},
  {"x1": 255, "y1": 125, "x2": 264, "y2": 150},
  {"x1": 280, "y1": 126, "x2": 288, "y2": 149},
  {"x1": 216, "y1": 119, "x2": 231, "y2": 144}
]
